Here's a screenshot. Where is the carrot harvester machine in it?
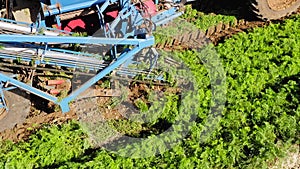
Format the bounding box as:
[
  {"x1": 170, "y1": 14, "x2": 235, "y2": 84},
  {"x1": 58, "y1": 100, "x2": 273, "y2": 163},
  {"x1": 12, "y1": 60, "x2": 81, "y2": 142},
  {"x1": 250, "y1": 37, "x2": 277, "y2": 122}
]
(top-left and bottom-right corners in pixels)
[{"x1": 0, "y1": 0, "x2": 191, "y2": 130}]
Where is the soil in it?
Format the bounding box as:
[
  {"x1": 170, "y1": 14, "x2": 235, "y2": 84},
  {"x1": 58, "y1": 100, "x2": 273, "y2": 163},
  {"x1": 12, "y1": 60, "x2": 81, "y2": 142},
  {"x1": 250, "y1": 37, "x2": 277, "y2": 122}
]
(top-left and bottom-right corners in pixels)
[
  {"x1": 267, "y1": 0, "x2": 298, "y2": 11},
  {"x1": 268, "y1": 144, "x2": 300, "y2": 169},
  {"x1": 0, "y1": 89, "x2": 31, "y2": 132},
  {"x1": 0, "y1": 78, "x2": 177, "y2": 143},
  {"x1": 0, "y1": 110, "x2": 76, "y2": 142}
]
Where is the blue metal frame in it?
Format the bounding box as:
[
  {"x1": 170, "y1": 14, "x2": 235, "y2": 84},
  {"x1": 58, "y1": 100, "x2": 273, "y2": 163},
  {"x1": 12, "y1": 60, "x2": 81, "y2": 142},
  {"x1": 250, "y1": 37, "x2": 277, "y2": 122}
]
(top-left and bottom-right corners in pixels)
[
  {"x1": 0, "y1": 83, "x2": 8, "y2": 111},
  {"x1": 0, "y1": 0, "x2": 185, "y2": 113},
  {"x1": 0, "y1": 36, "x2": 154, "y2": 112},
  {"x1": 0, "y1": 35, "x2": 153, "y2": 46},
  {"x1": 42, "y1": 0, "x2": 112, "y2": 17},
  {"x1": 39, "y1": 0, "x2": 184, "y2": 37}
]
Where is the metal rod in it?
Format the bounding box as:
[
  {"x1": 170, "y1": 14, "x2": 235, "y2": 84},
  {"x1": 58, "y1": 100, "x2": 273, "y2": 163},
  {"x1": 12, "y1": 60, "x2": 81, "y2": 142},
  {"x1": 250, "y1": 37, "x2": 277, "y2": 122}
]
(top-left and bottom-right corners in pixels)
[
  {"x1": 0, "y1": 35, "x2": 155, "y2": 46},
  {"x1": 0, "y1": 73, "x2": 59, "y2": 103}
]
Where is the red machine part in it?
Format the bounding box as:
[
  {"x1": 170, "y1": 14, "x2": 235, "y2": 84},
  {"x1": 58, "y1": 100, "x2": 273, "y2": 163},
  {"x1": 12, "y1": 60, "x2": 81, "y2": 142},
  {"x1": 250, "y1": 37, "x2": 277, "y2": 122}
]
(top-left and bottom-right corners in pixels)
[
  {"x1": 47, "y1": 79, "x2": 66, "y2": 85},
  {"x1": 46, "y1": 79, "x2": 71, "y2": 95},
  {"x1": 53, "y1": 0, "x2": 157, "y2": 33},
  {"x1": 63, "y1": 19, "x2": 86, "y2": 32},
  {"x1": 136, "y1": 0, "x2": 157, "y2": 17}
]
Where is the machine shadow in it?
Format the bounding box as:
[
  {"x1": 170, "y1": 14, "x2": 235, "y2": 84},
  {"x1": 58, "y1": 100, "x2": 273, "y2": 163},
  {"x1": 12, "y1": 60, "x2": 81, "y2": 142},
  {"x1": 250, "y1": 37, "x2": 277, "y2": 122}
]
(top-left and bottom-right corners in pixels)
[{"x1": 190, "y1": 0, "x2": 257, "y2": 21}]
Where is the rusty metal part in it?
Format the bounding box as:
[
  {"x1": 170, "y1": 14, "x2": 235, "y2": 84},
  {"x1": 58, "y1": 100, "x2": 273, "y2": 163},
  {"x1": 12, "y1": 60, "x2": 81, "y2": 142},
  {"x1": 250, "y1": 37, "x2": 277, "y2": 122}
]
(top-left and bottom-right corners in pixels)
[
  {"x1": 6, "y1": 0, "x2": 12, "y2": 19},
  {"x1": 43, "y1": 3, "x2": 61, "y2": 14},
  {"x1": 56, "y1": 3, "x2": 61, "y2": 10}
]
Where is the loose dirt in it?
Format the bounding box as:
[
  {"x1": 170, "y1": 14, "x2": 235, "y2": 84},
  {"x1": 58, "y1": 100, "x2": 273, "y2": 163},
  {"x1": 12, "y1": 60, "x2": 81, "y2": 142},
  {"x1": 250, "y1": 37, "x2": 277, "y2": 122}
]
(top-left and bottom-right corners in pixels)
[{"x1": 267, "y1": 0, "x2": 298, "y2": 11}]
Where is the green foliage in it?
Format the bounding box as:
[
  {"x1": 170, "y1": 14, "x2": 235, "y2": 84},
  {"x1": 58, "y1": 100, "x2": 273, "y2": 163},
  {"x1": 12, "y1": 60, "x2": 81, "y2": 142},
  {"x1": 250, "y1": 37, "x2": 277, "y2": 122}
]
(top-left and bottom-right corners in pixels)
[
  {"x1": 182, "y1": 5, "x2": 237, "y2": 31},
  {"x1": 0, "y1": 121, "x2": 90, "y2": 168},
  {"x1": 108, "y1": 119, "x2": 145, "y2": 137},
  {"x1": 61, "y1": 14, "x2": 299, "y2": 168},
  {"x1": 99, "y1": 78, "x2": 111, "y2": 89},
  {"x1": 134, "y1": 98, "x2": 148, "y2": 112},
  {"x1": 153, "y1": 17, "x2": 198, "y2": 46},
  {"x1": 71, "y1": 32, "x2": 88, "y2": 37}
]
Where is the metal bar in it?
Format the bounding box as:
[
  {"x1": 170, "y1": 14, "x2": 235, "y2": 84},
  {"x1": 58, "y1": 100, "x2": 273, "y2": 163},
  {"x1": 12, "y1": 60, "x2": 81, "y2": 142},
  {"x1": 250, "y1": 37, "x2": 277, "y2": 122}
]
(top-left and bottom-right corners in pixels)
[
  {"x1": 151, "y1": 7, "x2": 184, "y2": 26},
  {"x1": 0, "y1": 84, "x2": 8, "y2": 111},
  {"x1": 155, "y1": 12, "x2": 184, "y2": 26},
  {"x1": 0, "y1": 18, "x2": 72, "y2": 35},
  {"x1": 0, "y1": 51, "x2": 106, "y2": 71},
  {"x1": 0, "y1": 73, "x2": 59, "y2": 103},
  {"x1": 0, "y1": 20, "x2": 58, "y2": 36},
  {"x1": 43, "y1": 0, "x2": 118, "y2": 17},
  {"x1": 0, "y1": 35, "x2": 155, "y2": 46}
]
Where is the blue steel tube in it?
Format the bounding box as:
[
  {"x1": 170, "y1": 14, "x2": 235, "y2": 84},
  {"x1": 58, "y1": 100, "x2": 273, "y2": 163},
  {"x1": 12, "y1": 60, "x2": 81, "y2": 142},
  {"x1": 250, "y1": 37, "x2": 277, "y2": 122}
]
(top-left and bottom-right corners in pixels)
[
  {"x1": 0, "y1": 35, "x2": 152, "y2": 46},
  {"x1": 43, "y1": 0, "x2": 116, "y2": 17},
  {"x1": 0, "y1": 36, "x2": 154, "y2": 113},
  {"x1": 0, "y1": 74, "x2": 59, "y2": 104}
]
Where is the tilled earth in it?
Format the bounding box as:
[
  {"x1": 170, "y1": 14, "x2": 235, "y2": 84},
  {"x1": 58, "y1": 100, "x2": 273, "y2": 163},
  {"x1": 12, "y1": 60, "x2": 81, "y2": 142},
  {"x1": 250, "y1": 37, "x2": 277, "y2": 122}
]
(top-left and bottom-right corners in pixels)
[{"x1": 0, "y1": 110, "x2": 76, "y2": 142}]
